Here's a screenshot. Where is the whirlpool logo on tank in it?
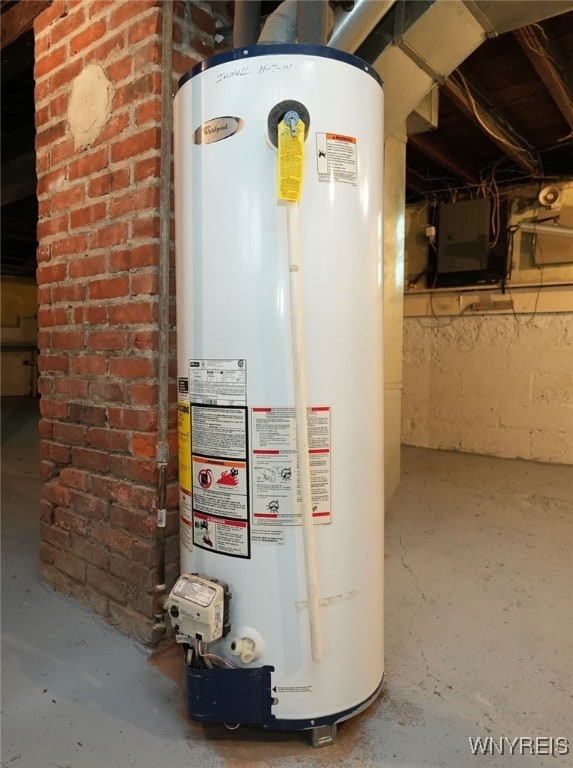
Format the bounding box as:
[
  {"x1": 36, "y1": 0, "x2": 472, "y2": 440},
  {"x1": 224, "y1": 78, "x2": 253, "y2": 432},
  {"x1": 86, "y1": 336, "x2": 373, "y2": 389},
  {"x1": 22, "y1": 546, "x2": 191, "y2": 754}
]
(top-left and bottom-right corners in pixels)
[{"x1": 193, "y1": 116, "x2": 244, "y2": 145}]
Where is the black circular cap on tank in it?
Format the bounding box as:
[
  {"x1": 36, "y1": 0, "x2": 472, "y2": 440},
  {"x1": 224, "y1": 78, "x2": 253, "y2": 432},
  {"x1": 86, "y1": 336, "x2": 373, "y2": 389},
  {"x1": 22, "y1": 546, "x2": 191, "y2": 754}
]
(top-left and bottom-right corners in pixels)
[{"x1": 267, "y1": 100, "x2": 310, "y2": 148}]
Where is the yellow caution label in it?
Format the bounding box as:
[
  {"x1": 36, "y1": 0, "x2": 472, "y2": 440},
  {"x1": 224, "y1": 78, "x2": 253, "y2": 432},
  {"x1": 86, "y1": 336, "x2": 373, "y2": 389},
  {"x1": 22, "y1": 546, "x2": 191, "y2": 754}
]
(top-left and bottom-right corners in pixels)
[
  {"x1": 178, "y1": 401, "x2": 191, "y2": 493},
  {"x1": 277, "y1": 118, "x2": 305, "y2": 203}
]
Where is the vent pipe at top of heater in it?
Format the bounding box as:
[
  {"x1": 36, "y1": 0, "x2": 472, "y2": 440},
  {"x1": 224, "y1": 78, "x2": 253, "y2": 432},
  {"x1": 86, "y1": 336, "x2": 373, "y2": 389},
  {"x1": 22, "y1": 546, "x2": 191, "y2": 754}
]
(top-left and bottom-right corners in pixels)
[
  {"x1": 233, "y1": 0, "x2": 262, "y2": 48},
  {"x1": 257, "y1": 0, "x2": 333, "y2": 46}
]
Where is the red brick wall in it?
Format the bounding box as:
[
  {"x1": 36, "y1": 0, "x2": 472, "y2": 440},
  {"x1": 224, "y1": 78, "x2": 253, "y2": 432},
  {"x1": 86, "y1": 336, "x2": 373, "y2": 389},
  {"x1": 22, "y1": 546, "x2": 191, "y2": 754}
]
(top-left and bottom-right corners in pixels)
[{"x1": 34, "y1": 0, "x2": 216, "y2": 644}]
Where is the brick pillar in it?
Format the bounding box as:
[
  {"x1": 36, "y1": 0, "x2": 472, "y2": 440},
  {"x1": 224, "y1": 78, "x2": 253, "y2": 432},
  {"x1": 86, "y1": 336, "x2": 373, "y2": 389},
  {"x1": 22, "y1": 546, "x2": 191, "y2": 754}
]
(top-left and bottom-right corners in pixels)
[{"x1": 34, "y1": 0, "x2": 216, "y2": 644}]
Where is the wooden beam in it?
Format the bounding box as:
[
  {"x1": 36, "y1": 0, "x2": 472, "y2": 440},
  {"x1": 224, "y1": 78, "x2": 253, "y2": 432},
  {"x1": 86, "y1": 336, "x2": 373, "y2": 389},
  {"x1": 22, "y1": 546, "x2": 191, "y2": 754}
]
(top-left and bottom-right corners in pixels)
[
  {"x1": 1, "y1": 1, "x2": 50, "y2": 49},
  {"x1": 408, "y1": 133, "x2": 479, "y2": 185},
  {"x1": 514, "y1": 25, "x2": 573, "y2": 131},
  {"x1": 442, "y1": 75, "x2": 538, "y2": 175}
]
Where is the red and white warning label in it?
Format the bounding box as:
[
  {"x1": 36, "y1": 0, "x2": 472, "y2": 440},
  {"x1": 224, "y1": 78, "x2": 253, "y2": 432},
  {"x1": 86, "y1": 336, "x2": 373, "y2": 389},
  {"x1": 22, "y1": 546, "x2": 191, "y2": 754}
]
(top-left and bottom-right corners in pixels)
[
  {"x1": 316, "y1": 133, "x2": 357, "y2": 186},
  {"x1": 193, "y1": 511, "x2": 249, "y2": 558},
  {"x1": 192, "y1": 456, "x2": 248, "y2": 520},
  {"x1": 252, "y1": 406, "x2": 331, "y2": 526},
  {"x1": 191, "y1": 402, "x2": 250, "y2": 559}
]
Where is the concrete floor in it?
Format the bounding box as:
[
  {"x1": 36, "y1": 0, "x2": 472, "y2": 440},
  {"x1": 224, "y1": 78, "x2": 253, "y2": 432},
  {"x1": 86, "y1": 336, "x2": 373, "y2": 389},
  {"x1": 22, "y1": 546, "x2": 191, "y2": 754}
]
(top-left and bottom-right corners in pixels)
[{"x1": 1, "y1": 396, "x2": 572, "y2": 768}]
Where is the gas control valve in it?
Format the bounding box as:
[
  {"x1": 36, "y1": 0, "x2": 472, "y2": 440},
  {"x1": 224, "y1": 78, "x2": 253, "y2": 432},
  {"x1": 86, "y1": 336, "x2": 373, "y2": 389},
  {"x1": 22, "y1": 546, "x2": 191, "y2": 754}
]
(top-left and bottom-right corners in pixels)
[{"x1": 165, "y1": 573, "x2": 231, "y2": 644}]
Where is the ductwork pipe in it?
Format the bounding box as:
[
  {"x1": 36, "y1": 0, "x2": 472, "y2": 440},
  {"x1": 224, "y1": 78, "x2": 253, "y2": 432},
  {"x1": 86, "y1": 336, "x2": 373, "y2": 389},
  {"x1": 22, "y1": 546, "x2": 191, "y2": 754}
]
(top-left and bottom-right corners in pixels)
[{"x1": 328, "y1": 0, "x2": 397, "y2": 51}]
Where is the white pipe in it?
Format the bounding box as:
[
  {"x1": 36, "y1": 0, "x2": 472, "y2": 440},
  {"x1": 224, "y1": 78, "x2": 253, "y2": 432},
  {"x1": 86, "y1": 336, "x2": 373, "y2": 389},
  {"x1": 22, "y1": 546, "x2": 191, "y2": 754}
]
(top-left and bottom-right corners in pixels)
[{"x1": 286, "y1": 202, "x2": 324, "y2": 663}]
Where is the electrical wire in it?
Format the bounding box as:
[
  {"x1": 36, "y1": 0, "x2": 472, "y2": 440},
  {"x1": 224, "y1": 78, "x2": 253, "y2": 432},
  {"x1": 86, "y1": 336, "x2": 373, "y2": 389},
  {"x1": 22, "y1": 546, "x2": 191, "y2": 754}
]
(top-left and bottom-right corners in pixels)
[
  {"x1": 453, "y1": 71, "x2": 540, "y2": 172},
  {"x1": 406, "y1": 167, "x2": 563, "y2": 206},
  {"x1": 196, "y1": 640, "x2": 239, "y2": 669},
  {"x1": 521, "y1": 23, "x2": 561, "y2": 73},
  {"x1": 200, "y1": 653, "x2": 239, "y2": 669}
]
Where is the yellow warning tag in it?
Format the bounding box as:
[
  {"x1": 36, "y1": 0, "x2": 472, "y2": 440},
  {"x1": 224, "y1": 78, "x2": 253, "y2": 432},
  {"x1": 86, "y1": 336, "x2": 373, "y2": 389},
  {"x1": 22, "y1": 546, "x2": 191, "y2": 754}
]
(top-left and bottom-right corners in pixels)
[
  {"x1": 177, "y1": 401, "x2": 191, "y2": 493},
  {"x1": 277, "y1": 118, "x2": 305, "y2": 203}
]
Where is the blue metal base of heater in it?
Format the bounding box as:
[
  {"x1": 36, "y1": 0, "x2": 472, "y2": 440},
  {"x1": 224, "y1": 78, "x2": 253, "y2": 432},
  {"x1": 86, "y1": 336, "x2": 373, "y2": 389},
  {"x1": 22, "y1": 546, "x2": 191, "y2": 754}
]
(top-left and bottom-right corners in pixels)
[{"x1": 185, "y1": 662, "x2": 384, "y2": 731}]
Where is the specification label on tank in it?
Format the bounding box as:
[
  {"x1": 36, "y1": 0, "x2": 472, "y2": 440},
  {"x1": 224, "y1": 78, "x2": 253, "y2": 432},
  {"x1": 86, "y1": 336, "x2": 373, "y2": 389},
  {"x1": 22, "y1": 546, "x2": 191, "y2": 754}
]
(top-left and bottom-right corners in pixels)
[
  {"x1": 316, "y1": 133, "x2": 357, "y2": 186},
  {"x1": 251, "y1": 407, "x2": 331, "y2": 526},
  {"x1": 191, "y1": 403, "x2": 250, "y2": 558},
  {"x1": 189, "y1": 359, "x2": 246, "y2": 406}
]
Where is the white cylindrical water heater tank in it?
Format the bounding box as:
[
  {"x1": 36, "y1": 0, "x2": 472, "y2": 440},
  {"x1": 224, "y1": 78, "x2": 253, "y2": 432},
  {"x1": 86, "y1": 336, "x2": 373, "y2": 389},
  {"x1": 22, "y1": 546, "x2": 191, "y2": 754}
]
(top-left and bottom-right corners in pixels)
[{"x1": 174, "y1": 44, "x2": 384, "y2": 735}]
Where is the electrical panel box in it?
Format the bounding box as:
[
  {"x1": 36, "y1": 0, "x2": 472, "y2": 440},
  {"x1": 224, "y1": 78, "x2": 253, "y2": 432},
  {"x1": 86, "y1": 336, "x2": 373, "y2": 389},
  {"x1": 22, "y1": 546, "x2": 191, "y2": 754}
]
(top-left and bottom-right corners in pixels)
[{"x1": 437, "y1": 198, "x2": 491, "y2": 273}]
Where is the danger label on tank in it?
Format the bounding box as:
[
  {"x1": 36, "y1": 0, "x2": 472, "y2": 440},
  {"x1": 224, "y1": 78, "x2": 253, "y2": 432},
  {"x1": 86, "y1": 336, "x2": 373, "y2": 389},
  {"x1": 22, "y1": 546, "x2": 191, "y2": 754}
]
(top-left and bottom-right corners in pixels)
[
  {"x1": 191, "y1": 402, "x2": 250, "y2": 559},
  {"x1": 251, "y1": 407, "x2": 331, "y2": 527},
  {"x1": 316, "y1": 133, "x2": 357, "y2": 186},
  {"x1": 193, "y1": 512, "x2": 249, "y2": 558}
]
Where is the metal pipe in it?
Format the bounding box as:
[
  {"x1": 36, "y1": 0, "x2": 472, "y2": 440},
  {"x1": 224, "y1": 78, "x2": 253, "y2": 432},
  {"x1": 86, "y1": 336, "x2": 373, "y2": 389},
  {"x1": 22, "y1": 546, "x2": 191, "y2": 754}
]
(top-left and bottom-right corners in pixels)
[
  {"x1": 328, "y1": 0, "x2": 397, "y2": 52},
  {"x1": 519, "y1": 222, "x2": 573, "y2": 238},
  {"x1": 296, "y1": 0, "x2": 330, "y2": 45},
  {"x1": 233, "y1": 0, "x2": 262, "y2": 47},
  {"x1": 154, "y1": 0, "x2": 174, "y2": 620},
  {"x1": 258, "y1": 0, "x2": 298, "y2": 44}
]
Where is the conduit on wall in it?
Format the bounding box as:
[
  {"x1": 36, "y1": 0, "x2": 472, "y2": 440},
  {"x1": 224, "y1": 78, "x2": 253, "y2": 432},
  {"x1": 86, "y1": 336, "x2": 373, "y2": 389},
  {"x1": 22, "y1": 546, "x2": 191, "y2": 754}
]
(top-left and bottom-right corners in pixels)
[{"x1": 154, "y1": 0, "x2": 174, "y2": 622}]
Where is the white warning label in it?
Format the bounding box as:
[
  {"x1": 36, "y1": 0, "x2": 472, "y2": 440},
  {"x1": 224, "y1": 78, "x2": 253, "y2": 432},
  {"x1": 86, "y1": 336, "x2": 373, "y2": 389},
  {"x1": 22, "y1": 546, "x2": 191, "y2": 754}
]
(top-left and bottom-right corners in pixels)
[
  {"x1": 192, "y1": 405, "x2": 247, "y2": 460},
  {"x1": 316, "y1": 132, "x2": 357, "y2": 186},
  {"x1": 251, "y1": 528, "x2": 285, "y2": 546},
  {"x1": 274, "y1": 683, "x2": 313, "y2": 694},
  {"x1": 252, "y1": 407, "x2": 331, "y2": 526}
]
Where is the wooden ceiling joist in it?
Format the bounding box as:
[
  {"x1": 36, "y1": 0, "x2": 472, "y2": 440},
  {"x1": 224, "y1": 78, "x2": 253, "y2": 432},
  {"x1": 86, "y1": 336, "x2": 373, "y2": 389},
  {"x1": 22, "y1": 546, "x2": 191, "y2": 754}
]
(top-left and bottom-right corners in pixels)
[
  {"x1": 408, "y1": 133, "x2": 478, "y2": 186},
  {"x1": 0, "y1": 0, "x2": 49, "y2": 50},
  {"x1": 514, "y1": 24, "x2": 573, "y2": 131},
  {"x1": 442, "y1": 75, "x2": 538, "y2": 175}
]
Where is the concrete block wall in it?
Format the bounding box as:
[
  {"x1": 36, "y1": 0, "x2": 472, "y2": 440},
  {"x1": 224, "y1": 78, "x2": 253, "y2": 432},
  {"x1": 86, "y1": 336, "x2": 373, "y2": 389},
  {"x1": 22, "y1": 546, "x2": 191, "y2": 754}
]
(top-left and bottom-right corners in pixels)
[
  {"x1": 402, "y1": 314, "x2": 573, "y2": 464},
  {"x1": 34, "y1": 0, "x2": 214, "y2": 644}
]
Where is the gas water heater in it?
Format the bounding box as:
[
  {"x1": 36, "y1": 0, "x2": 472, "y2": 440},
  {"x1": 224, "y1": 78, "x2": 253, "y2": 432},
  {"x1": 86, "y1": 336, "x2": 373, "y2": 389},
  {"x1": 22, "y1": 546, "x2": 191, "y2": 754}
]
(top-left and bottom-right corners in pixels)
[{"x1": 170, "y1": 43, "x2": 384, "y2": 745}]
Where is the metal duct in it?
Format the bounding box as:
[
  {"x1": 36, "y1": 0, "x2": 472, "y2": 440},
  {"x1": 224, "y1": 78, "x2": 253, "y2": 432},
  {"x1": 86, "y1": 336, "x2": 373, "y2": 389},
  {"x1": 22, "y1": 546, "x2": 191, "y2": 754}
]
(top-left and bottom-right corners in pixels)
[
  {"x1": 464, "y1": 0, "x2": 573, "y2": 35},
  {"x1": 328, "y1": 0, "x2": 397, "y2": 51},
  {"x1": 325, "y1": 0, "x2": 573, "y2": 137},
  {"x1": 367, "y1": 0, "x2": 573, "y2": 137}
]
